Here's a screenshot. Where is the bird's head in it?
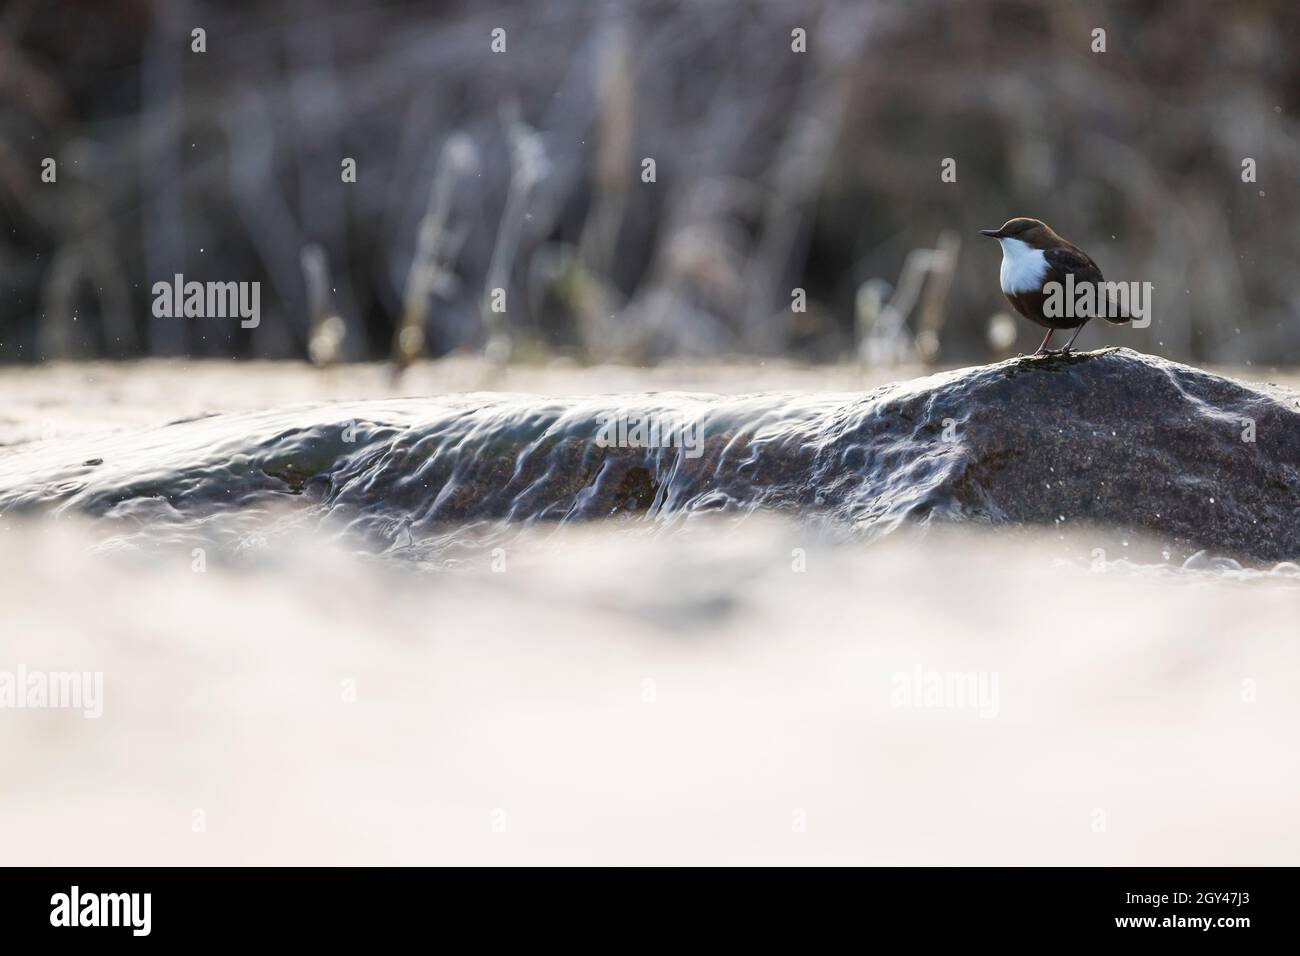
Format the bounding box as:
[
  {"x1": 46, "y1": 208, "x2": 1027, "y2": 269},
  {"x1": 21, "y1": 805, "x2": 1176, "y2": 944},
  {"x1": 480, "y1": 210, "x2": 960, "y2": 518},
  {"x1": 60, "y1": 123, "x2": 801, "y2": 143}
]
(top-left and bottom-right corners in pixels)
[{"x1": 979, "y1": 217, "x2": 1057, "y2": 248}]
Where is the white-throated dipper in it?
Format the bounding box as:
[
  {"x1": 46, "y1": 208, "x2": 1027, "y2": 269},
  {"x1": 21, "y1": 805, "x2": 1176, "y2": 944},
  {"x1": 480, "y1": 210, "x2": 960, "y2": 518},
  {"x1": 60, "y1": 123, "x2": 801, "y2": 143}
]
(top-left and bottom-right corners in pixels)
[{"x1": 979, "y1": 217, "x2": 1129, "y2": 354}]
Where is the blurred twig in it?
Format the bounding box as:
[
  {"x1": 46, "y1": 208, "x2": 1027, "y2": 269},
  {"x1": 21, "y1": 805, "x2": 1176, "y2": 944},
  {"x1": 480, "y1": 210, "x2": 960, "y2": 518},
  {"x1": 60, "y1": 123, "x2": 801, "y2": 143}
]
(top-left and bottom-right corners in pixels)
[{"x1": 391, "y1": 132, "x2": 477, "y2": 372}]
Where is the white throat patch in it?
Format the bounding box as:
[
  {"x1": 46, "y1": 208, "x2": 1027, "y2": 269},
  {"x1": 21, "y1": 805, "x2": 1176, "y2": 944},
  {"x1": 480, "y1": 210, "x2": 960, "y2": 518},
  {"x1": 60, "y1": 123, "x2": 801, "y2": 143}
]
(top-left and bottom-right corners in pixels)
[{"x1": 997, "y1": 237, "x2": 1048, "y2": 294}]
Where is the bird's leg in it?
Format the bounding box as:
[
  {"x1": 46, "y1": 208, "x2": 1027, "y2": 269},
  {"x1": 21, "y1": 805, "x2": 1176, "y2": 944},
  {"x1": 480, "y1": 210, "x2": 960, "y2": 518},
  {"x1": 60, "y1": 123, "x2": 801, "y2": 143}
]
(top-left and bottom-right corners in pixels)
[
  {"x1": 1033, "y1": 328, "x2": 1055, "y2": 355},
  {"x1": 1059, "y1": 319, "x2": 1091, "y2": 354}
]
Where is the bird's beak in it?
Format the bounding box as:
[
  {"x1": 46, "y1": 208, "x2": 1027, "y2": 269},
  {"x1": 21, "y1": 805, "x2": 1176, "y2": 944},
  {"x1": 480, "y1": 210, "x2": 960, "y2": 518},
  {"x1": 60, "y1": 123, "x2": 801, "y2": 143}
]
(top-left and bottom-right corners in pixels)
[{"x1": 979, "y1": 228, "x2": 1001, "y2": 238}]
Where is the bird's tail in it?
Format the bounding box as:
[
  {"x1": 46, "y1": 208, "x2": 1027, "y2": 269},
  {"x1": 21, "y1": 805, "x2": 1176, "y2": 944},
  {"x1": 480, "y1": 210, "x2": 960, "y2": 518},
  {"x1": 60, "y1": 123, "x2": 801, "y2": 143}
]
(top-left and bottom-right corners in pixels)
[
  {"x1": 1099, "y1": 284, "x2": 1135, "y2": 326},
  {"x1": 1102, "y1": 304, "x2": 1130, "y2": 326}
]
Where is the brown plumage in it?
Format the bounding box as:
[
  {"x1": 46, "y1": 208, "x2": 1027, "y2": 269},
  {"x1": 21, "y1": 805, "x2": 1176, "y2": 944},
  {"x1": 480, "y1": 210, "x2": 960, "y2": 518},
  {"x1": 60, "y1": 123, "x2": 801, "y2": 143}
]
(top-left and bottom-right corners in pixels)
[{"x1": 980, "y1": 217, "x2": 1127, "y2": 354}]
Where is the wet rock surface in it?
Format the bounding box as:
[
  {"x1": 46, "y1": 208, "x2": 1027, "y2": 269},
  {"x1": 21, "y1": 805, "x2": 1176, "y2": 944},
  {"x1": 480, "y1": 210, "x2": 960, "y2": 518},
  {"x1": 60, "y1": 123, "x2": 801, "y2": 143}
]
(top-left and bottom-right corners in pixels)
[
  {"x1": 872, "y1": 348, "x2": 1300, "y2": 562},
  {"x1": 2, "y1": 348, "x2": 1298, "y2": 562}
]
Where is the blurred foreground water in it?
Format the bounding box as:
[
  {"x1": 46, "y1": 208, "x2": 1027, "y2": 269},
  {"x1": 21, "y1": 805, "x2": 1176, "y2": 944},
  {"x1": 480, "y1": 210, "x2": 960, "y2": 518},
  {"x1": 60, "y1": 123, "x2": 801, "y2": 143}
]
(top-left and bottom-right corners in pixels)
[{"x1": 2, "y1": 359, "x2": 1299, "y2": 864}]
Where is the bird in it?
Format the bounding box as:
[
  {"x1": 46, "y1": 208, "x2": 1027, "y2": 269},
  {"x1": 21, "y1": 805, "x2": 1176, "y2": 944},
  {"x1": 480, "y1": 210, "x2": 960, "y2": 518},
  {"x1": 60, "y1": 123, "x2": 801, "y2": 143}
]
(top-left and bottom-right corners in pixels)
[{"x1": 979, "y1": 217, "x2": 1128, "y2": 354}]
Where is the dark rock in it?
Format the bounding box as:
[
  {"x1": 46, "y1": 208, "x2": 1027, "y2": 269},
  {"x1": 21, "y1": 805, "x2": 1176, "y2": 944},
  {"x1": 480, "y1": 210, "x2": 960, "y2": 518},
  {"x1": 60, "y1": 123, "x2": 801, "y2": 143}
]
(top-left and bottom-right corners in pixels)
[
  {"x1": 2, "y1": 348, "x2": 1298, "y2": 563},
  {"x1": 901, "y1": 347, "x2": 1300, "y2": 562}
]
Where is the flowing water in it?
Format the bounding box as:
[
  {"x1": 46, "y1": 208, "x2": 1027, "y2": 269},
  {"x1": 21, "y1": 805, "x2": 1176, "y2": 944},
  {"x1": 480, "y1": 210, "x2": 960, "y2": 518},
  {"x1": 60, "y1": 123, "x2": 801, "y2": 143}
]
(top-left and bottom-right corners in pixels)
[{"x1": 2, "y1": 359, "x2": 1299, "y2": 864}]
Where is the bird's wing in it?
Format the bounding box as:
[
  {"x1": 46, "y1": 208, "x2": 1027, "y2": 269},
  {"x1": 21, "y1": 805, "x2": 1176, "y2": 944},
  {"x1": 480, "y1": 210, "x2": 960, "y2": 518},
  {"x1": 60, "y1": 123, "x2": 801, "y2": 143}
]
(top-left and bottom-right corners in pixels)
[
  {"x1": 1044, "y1": 245, "x2": 1103, "y2": 284},
  {"x1": 1045, "y1": 245, "x2": 1129, "y2": 323}
]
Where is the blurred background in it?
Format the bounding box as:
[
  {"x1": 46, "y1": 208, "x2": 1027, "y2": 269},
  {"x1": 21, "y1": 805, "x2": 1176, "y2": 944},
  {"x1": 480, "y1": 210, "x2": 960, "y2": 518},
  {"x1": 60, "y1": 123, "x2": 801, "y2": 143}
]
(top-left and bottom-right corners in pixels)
[
  {"x1": 5, "y1": 0, "x2": 1300, "y2": 868},
  {"x1": 1, "y1": 0, "x2": 1297, "y2": 368}
]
